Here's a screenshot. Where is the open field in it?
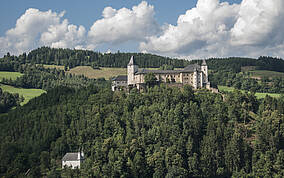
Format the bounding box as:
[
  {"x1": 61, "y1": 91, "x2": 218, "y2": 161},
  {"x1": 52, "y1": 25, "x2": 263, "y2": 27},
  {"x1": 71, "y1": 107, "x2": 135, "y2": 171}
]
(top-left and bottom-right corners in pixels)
[
  {"x1": 67, "y1": 66, "x2": 168, "y2": 79},
  {"x1": 249, "y1": 70, "x2": 284, "y2": 79},
  {"x1": 41, "y1": 64, "x2": 65, "y2": 70},
  {"x1": 0, "y1": 71, "x2": 23, "y2": 81},
  {"x1": 67, "y1": 66, "x2": 127, "y2": 79},
  {"x1": 40, "y1": 65, "x2": 165, "y2": 79},
  {"x1": 218, "y1": 85, "x2": 281, "y2": 99},
  {"x1": 241, "y1": 66, "x2": 258, "y2": 72},
  {"x1": 0, "y1": 84, "x2": 46, "y2": 105}
]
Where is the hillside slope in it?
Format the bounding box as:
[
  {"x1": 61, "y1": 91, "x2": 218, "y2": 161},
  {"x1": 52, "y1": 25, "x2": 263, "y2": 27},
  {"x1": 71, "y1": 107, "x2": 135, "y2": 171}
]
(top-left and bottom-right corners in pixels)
[{"x1": 0, "y1": 85, "x2": 284, "y2": 177}]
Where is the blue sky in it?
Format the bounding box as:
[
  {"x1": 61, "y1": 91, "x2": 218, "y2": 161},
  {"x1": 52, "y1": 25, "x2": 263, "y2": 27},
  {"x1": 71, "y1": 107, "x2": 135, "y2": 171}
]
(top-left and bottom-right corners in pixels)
[
  {"x1": 0, "y1": 0, "x2": 283, "y2": 59},
  {"x1": 0, "y1": 0, "x2": 243, "y2": 34}
]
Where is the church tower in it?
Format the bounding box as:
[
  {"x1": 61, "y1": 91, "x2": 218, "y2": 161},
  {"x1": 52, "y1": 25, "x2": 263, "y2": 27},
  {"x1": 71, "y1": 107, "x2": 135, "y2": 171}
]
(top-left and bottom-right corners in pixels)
[
  {"x1": 127, "y1": 56, "x2": 138, "y2": 85},
  {"x1": 201, "y1": 59, "x2": 208, "y2": 83}
]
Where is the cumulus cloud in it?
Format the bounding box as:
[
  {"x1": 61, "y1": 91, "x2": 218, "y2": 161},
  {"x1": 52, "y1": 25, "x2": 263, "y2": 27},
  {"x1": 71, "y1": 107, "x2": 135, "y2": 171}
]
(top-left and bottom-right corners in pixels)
[
  {"x1": 231, "y1": 0, "x2": 284, "y2": 46},
  {"x1": 140, "y1": 0, "x2": 284, "y2": 59},
  {"x1": 1, "y1": 0, "x2": 284, "y2": 59},
  {"x1": 0, "y1": 8, "x2": 86, "y2": 56},
  {"x1": 40, "y1": 19, "x2": 86, "y2": 49},
  {"x1": 87, "y1": 1, "x2": 159, "y2": 48},
  {"x1": 0, "y1": 2, "x2": 159, "y2": 56}
]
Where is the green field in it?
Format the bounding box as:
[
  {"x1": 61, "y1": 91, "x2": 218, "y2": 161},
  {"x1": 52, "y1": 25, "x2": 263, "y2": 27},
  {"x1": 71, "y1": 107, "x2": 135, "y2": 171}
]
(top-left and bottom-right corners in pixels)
[
  {"x1": 249, "y1": 70, "x2": 284, "y2": 79},
  {"x1": 0, "y1": 71, "x2": 23, "y2": 81},
  {"x1": 0, "y1": 84, "x2": 46, "y2": 105},
  {"x1": 67, "y1": 66, "x2": 127, "y2": 79},
  {"x1": 67, "y1": 67, "x2": 167, "y2": 80},
  {"x1": 218, "y1": 85, "x2": 281, "y2": 99},
  {"x1": 41, "y1": 64, "x2": 65, "y2": 70},
  {"x1": 41, "y1": 65, "x2": 164, "y2": 80}
]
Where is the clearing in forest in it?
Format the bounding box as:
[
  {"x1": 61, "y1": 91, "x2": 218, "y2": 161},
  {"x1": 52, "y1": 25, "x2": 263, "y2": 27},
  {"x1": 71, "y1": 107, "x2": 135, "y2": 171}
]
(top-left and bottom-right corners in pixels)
[
  {"x1": 0, "y1": 84, "x2": 46, "y2": 105},
  {"x1": 218, "y1": 85, "x2": 281, "y2": 99},
  {"x1": 66, "y1": 66, "x2": 127, "y2": 79},
  {"x1": 0, "y1": 71, "x2": 23, "y2": 81}
]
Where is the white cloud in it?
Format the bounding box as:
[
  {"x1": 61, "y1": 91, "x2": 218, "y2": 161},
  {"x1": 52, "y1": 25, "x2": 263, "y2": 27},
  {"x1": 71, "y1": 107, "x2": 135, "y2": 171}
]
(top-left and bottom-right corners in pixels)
[
  {"x1": 0, "y1": 8, "x2": 86, "y2": 56},
  {"x1": 231, "y1": 0, "x2": 284, "y2": 46},
  {"x1": 140, "y1": 0, "x2": 284, "y2": 59},
  {"x1": 1, "y1": 0, "x2": 284, "y2": 59},
  {"x1": 40, "y1": 19, "x2": 86, "y2": 49},
  {"x1": 87, "y1": 1, "x2": 159, "y2": 48}
]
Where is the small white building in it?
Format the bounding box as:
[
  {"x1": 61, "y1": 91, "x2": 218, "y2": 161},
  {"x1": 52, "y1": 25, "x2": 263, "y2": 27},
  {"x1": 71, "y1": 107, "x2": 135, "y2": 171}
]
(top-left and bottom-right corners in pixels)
[
  {"x1": 62, "y1": 152, "x2": 84, "y2": 169},
  {"x1": 111, "y1": 75, "x2": 128, "y2": 91}
]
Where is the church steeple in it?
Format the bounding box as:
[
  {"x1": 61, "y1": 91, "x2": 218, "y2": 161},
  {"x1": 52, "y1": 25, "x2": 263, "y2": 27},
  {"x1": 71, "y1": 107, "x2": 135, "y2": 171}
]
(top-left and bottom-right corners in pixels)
[
  {"x1": 128, "y1": 56, "x2": 137, "y2": 66},
  {"x1": 201, "y1": 59, "x2": 208, "y2": 83},
  {"x1": 127, "y1": 56, "x2": 138, "y2": 85}
]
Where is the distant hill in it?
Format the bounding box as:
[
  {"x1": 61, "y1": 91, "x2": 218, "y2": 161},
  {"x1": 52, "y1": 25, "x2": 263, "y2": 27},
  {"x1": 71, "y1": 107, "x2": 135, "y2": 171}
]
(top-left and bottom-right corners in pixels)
[
  {"x1": 205, "y1": 56, "x2": 284, "y2": 73},
  {"x1": 1, "y1": 47, "x2": 284, "y2": 93},
  {"x1": 1, "y1": 47, "x2": 284, "y2": 73},
  {"x1": 10, "y1": 47, "x2": 189, "y2": 69}
]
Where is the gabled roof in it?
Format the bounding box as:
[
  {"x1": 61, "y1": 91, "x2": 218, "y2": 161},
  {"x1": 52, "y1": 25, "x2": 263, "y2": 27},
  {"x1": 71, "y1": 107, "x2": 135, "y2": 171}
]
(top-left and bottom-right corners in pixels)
[
  {"x1": 135, "y1": 64, "x2": 201, "y2": 75},
  {"x1": 128, "y1": 56, "x2": 137, "y2": 66},
  {"x1": 201, "y1": 59, "x2": 207, "y2": 66},
  {"x1": 62, "y1": 152, "x2": 83, "y2": 161},
  {"x1": 136, "y1": 69, "x2": 182, "y2": 74},
  {"x1": 112, "y1": 75, "x2": 127, "y2": 81},
  {"x1": 183, "y1": 64, "x2": 201, "y2": 72}
]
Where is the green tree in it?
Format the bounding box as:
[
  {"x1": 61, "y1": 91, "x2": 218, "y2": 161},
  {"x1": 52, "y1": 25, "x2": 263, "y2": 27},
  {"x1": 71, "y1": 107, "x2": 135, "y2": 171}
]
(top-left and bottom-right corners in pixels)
[{"x1": 144, "y1": 73, "x2": 157, "y2": 88}]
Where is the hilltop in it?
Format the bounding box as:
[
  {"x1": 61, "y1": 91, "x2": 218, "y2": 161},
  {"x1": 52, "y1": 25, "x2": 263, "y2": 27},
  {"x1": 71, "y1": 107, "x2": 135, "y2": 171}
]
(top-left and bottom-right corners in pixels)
[
  {"x1": 1, "y1": 47, "x2": 284, "y2": 98},
  {"x1": 0, "y1": 48, "x2": 284, "y2": 177}
]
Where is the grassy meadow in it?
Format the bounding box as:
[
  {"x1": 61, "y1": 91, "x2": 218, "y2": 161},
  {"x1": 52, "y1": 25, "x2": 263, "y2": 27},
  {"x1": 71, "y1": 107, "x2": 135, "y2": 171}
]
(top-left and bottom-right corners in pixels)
[
  {"x1": 0, "y1": 84, "x2": 46, "y2": 105},
  {"x1": 249, "y1": 70, "x2": 284, "y2": 79},
  {"x1": 41, "y1": 65, "x2": 164, "y2": 80},
  {"x1": 218, "y1": 85, "x2": 281, "y2": 99},
  {"x1": 42, "y1": 64, "x2": 65, "y2": 70},
  {"x1": 0, "y1": 71, "x2": 23, "y2": 81},
  {"x1": 66, "y1": 66, "x2": 127, "y2": 79}
]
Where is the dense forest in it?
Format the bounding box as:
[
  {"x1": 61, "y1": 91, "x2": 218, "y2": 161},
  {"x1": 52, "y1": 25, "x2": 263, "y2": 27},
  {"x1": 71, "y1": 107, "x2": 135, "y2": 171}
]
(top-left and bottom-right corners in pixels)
[
  {"x1": 1, "y1": 47, "x2": 189, "y2": 70},
  {"x1": 0, "y1": 88, "x2": 22, "y2": 113},
  {"x1": 0, "y1": 84, "x2": 284, "y2": 177},
  {"x1": 203, "y1": 56, "x2": 284, "y2": 93},
  {"x1": 0, "y1": 63, "x2": 107, "y2": 90},
  {"x1": 206, "y1": 56, "x2": 284, "y2": 73},
  {"x1": 1, "y1": 47, "x2": 284, "y2": 177}
]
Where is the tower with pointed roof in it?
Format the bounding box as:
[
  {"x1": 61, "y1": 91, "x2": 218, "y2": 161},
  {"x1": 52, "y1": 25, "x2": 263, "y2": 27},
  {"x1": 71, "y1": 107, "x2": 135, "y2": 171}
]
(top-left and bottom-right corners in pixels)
[
  {"x1": 201, "y1": 59, "x2": 208, "y2": 83},
  {"x1": 127, "y1": 56, "x2": 138, "y2": 85}
]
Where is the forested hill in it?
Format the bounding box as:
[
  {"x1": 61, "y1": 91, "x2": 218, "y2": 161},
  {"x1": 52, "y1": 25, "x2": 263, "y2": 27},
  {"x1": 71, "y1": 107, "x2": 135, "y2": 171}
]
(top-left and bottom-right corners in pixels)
[
  {"x1": 2, "y1": 47, "x2": 284, "y2": 73},
  {"x1": 1, "y1": 47, "x2": 189, "y2": 69},
  {"x1": 0, "y1": 85, "x2": 284, "y2": 177},
  {"x1": 205, "y1": 56, "x2": 284, "y2": 73}
]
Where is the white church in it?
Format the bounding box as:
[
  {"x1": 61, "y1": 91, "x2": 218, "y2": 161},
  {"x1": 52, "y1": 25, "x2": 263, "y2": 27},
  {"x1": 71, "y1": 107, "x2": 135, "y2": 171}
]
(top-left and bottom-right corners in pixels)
[
  {"x1": 62, "y1": 151, "x2": 84, "y2": 169},
  {"x1": 112, "y1": 56, "x2": 210, "y2": 91}
]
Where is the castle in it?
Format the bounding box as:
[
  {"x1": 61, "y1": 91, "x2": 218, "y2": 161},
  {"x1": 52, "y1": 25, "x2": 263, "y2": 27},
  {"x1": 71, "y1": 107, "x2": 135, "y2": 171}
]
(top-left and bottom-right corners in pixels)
[{"x1": 112, "y1": 56, "x2": 210, "y2": 91}]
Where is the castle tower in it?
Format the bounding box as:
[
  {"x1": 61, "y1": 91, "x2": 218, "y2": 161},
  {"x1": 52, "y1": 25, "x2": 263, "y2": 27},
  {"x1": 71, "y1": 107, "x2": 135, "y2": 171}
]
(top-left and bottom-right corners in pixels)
[
  {"x1": 127, "y1": 56, "x2": 138, "y2": 85},
  {"x1": 193, "y1": 67, "x2": 198, "y2": 89},
  {"x1": 201, "y1": 59, "x2": 208, "y2": 83}
]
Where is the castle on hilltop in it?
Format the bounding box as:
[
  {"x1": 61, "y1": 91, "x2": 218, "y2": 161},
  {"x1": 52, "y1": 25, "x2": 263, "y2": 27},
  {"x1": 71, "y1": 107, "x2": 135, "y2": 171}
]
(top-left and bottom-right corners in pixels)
[{"x1": 112, "y1": 56, "x2": 210, "y2": 91}]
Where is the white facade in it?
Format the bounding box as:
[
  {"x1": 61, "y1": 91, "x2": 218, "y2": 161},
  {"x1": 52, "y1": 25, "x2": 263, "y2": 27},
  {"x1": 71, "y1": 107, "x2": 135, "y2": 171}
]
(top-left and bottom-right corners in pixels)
[
  {"x1": 62, "y1": 152, "x2": 84, "y2": 169},
  {"x1": 127, "y1": 56, "x2": 210, "y2": 90},
  {"x1": 127, "y1": 56, "x2": 138, "y2": 85},
  {"x1": 111, "y1": 75, "x2": 128, "y2": 91},
  {"x1": 201, "y1": 60, "x2": 208, "y2": 83},
  {"x1": 62, "y1": 160, "x2": 83, "y2": 169}
]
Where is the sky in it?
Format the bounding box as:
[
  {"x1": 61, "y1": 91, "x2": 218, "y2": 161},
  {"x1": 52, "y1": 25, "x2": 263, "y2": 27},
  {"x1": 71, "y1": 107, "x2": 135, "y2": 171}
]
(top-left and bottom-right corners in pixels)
[{"x1": 1, "y1": 0, "x2": 284, "y2": 60}]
